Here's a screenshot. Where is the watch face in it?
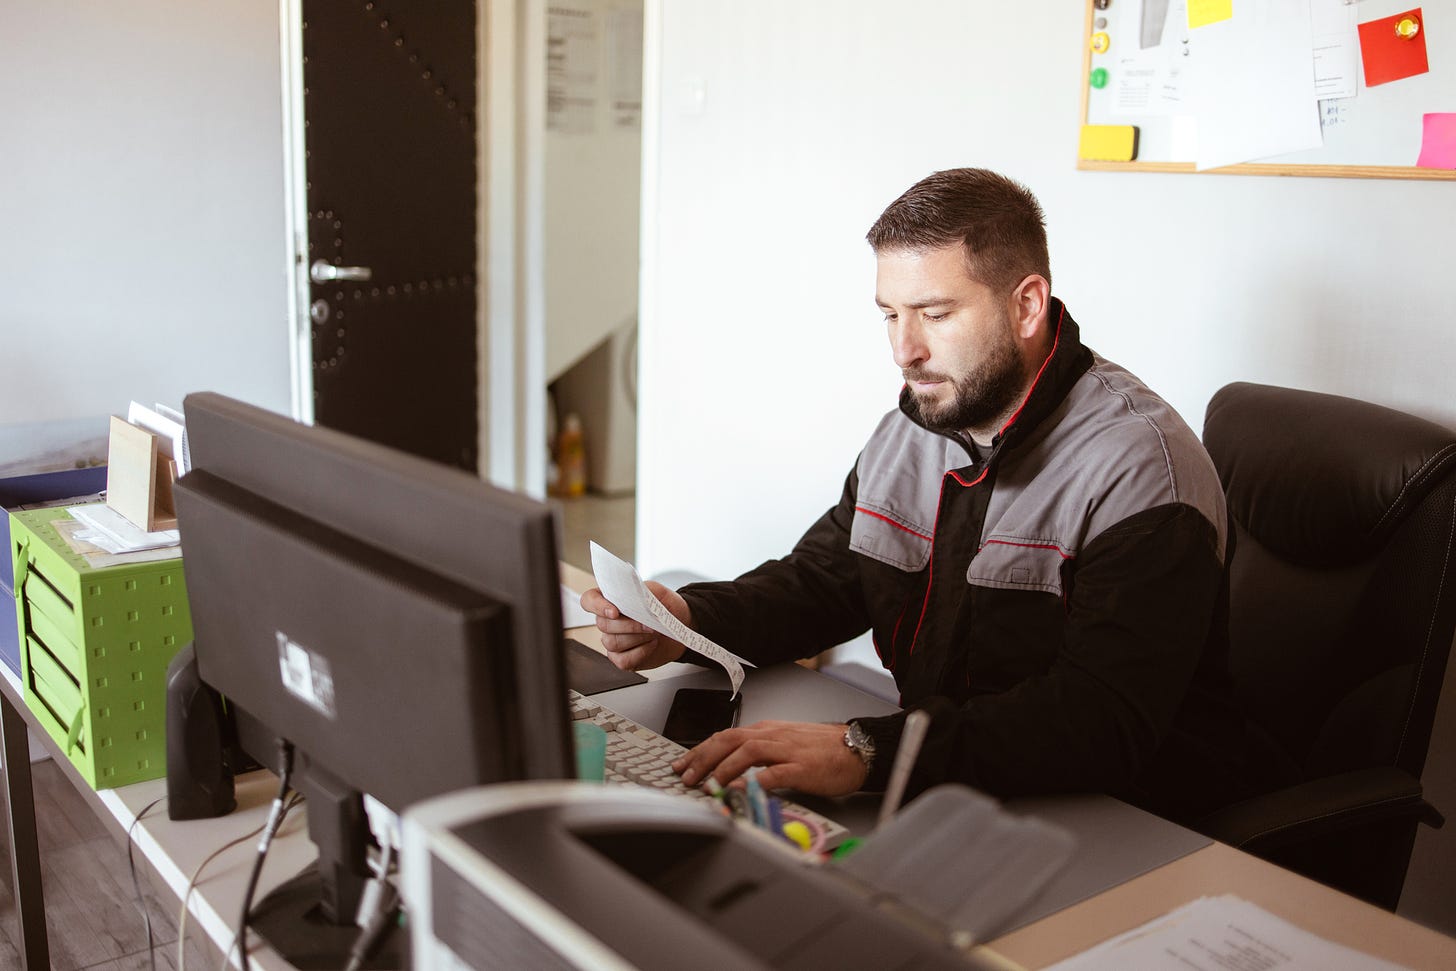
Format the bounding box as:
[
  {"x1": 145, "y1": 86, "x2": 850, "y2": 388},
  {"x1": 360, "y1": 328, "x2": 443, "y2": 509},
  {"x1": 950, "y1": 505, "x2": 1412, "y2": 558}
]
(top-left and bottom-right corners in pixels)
[{"x1": 846, "y1": 723, "x2": 875, "y2": 764}]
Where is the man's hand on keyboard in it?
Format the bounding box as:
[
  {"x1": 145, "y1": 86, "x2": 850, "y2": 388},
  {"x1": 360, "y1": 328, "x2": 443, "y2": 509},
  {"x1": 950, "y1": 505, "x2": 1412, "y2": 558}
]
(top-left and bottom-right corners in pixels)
[
  {"x1": 672, "y1": 721, "x2": 869, "y2": 798},
  {"x1": 581, "y1": 582, "x2": 691, "y2": 671}
]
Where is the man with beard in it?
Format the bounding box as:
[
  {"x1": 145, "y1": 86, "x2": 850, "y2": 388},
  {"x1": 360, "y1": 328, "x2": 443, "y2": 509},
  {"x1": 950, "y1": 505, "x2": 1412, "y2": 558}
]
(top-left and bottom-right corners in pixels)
[{"x1": 582, "y1": 168, "x2": 1251, "y2": 823}]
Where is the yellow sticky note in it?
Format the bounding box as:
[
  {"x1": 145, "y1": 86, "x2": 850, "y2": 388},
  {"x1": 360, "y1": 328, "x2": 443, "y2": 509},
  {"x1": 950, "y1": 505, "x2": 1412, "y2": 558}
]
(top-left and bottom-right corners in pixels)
[
  {"x1": 1188, "y1": 0, "x2": 1233, "y2": 29},
  {"x1": 1078, "y1": 125, "x2": 1139, "y2": 162}
]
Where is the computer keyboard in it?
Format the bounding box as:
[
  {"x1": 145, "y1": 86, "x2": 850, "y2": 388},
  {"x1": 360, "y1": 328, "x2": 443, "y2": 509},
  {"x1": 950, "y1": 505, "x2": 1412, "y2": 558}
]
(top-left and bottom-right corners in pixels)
[{"x1": 568, "y1": 689, "x2": 850, "y2": 848}]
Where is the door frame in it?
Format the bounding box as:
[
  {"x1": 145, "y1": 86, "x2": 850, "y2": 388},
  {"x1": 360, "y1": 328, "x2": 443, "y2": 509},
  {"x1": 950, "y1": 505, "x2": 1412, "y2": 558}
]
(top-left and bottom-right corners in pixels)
[
  {"x1": 279, "y1": 0, "x2": 310, "y2": 425},
  {"x1": 277, "y1": 0, "x2": 548, "y2": 495}
]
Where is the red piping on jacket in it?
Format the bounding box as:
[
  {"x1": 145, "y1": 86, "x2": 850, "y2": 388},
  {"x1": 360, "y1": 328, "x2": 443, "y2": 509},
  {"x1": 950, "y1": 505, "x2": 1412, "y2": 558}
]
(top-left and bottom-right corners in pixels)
[
  {"x1": 854, "y1": 506, "x2": 934, "y2": 542},
  {"x1": 998, "y1": 301, "x2": 1066, "y2": 438},
  {"x1": 981, "y1": 538, "x2": 1074, "y2": 560},
  {"x1": 905, "y1": 476, "x2": 948, "y2": 656},
  {"x1": 904, "y1": 302, "x2": 1066, "y2": 657}
]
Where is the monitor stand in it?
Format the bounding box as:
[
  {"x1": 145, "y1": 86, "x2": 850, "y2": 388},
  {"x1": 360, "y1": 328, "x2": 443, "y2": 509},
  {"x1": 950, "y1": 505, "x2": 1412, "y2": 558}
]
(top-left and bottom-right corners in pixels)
[
  {"x1": 249, "y1": 866, "x2": 408, "y2": 970},
  {"x1": 246, "y1": 763, "x2": 409, "y2": 969}
]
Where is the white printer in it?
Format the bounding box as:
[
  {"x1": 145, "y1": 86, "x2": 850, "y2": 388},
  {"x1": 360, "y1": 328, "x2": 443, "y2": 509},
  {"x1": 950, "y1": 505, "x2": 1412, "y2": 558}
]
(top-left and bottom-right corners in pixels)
[{"x1": 401, "y1": 782, "x2": 1073, "y2": 970}]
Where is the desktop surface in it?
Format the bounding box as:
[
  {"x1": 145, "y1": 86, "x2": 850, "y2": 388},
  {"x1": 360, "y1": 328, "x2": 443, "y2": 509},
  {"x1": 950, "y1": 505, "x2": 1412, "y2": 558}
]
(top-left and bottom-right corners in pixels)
[
  {"x1": 5, "y1": 617, "x2": 1456, "y2": 970},
  {"x1": 587, "y1": 653, "x2": 1212, "y2": 937}
]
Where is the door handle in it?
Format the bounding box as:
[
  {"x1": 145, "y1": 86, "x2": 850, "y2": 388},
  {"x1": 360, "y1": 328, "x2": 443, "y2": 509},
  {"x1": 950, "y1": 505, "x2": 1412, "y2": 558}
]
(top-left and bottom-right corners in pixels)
[{"x1": 310, "y1": 260, "x2": 373, "y2": 284}]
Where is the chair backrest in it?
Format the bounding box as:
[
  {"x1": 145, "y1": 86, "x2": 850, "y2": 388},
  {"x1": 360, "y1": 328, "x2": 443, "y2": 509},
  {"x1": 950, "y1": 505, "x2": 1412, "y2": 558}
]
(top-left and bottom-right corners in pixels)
[{"x1": 1203, "y1": 382, "x2": 1456, "y2": 786}]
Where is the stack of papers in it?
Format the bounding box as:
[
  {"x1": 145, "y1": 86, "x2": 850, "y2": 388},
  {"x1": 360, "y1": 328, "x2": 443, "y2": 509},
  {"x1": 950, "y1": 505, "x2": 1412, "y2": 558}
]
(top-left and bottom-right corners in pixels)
[
  {"x1": 68, "y1": 503, "x2": 180, "y2": 554},
  {"x1": 52, "y1": 517, "x2": 181, "y2": 569},
  {"x1": 1047, "y1": 895, "x2": 1409, "y2": 970}
]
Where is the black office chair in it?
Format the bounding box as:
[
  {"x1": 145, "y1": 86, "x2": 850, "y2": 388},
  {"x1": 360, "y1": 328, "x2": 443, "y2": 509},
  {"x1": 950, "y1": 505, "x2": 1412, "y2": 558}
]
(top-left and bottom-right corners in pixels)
[{"x1": 1197, "y1": 381, "x2": 1456, "y2": 910}]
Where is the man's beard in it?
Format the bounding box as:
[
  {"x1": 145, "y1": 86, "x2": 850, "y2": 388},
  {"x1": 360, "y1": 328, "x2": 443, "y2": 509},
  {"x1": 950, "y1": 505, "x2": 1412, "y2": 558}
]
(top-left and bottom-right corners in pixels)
[{"x1": 904, "y1": 326, "x2": 1027, "y2": 435}]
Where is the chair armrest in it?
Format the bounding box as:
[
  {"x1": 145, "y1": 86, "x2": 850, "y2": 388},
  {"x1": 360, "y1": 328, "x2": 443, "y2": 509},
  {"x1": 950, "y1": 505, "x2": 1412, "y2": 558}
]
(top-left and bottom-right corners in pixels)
[{"x1": 1197, "y1": 766, "x2": 1444, "y2": 853}]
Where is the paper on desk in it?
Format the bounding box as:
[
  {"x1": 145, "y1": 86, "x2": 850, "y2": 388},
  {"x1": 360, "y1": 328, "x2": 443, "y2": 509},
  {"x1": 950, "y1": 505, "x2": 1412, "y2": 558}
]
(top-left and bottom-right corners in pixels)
[
  {"x1": 589, "y1": 541, "x2": 752, "y2": 696},
  {"x1": 1045, "y1": 894, "x2": 1409, "y2": 971},
  {"x1": 68, "y1": 502, "x2": 180, "y2": 553},
  {"x1": 53, "y1": 517, "x2": 182, "y2": 568},
  {"x1": 560, "y1": 583, "x2": 597, "y2": 629}
]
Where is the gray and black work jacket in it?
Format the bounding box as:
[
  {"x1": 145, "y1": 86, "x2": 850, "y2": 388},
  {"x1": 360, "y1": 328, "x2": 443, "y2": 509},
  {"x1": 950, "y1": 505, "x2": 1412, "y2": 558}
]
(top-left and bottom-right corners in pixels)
[{"x1": 680, "y1": 299, "x2": 1249, "y2": 820}]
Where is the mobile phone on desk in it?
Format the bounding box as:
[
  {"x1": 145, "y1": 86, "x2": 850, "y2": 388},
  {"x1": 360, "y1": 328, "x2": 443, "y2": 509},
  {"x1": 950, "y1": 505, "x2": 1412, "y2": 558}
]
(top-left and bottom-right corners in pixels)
[{"x1": 662, "y1": 688, "x2": 741, "y2": 748}]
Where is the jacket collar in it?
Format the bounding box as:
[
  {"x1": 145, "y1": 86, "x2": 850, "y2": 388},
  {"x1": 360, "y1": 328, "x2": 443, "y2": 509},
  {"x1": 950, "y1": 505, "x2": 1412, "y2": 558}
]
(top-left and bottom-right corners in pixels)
[{"x1": 897, "y1": 297, "x2": 1094, "y2": 456}]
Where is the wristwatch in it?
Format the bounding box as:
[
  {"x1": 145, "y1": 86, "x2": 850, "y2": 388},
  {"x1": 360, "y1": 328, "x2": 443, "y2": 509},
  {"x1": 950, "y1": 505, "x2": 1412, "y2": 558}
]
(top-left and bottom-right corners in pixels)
[{"x1": 843, "y1": 720, "x2": 876, "y2": 773}]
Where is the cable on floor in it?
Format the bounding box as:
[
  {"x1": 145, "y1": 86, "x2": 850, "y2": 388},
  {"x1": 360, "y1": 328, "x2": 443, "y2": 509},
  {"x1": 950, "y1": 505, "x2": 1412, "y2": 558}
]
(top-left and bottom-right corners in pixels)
[
  {"x1": 126, "y1": 795, "x2": 167, "y2": 971},
  {"x1": 175, "y1": 791, "x2": 303, "y2": 971}
]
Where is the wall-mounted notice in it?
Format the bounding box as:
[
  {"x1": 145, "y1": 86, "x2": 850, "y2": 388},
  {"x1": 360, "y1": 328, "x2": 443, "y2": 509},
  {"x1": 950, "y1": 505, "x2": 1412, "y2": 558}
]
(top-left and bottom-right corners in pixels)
[
  {"x1": 607, "y1": 8, "x2": 643, "y2": 130},
  {"x1": 548, "y1": 6, "x2": 599, "y2": 134}
]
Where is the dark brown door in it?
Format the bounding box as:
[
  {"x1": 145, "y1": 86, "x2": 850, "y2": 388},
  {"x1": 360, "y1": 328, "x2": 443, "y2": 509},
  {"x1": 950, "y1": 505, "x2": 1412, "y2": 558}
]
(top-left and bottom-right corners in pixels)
[{"x1": 302, "y1": 1, "x2": 479, "y2": 470}]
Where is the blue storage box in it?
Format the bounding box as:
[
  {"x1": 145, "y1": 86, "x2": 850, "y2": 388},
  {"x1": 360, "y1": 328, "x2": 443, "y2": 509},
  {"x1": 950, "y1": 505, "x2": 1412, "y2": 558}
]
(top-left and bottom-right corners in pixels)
[{"x1": 2, "y1": 467, "x2": 108, "y2": 677}]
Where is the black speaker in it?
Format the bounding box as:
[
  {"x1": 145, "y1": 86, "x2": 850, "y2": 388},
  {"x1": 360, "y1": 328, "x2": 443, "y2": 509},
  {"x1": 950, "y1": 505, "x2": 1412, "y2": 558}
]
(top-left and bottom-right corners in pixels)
[{"x1": 165, "y1": 642, "x2": 237, "y2": 820}]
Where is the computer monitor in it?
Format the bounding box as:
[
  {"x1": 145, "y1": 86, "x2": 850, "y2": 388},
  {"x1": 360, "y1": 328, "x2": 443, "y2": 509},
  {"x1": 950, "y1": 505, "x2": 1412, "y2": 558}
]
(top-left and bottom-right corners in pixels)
[{"x1": 173, "y1": 392, "x2": 573, "y2": 964}]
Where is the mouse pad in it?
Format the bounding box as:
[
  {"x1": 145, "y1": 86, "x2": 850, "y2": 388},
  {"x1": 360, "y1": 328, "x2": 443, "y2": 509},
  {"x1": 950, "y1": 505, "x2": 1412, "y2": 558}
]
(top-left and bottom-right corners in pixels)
[{"x1": 564, "y1": 636, "x2": 648, "y2": 695}]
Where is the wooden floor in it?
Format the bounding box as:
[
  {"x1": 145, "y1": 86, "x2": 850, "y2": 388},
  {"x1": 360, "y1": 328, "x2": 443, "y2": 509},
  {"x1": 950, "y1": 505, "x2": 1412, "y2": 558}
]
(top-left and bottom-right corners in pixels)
[
  {"x1": 551, "y1": 491, "x2": 635, "y2": 574},
  {"x1": 0, "y1": 758, "x2": 211, "y2": 970}
]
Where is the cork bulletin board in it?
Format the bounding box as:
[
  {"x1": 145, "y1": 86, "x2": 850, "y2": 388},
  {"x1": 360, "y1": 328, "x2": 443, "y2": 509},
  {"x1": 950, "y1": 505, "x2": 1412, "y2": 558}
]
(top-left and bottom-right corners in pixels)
[{"x1": 1078, "y1": 0, "x2": 1456, "y2": 179}]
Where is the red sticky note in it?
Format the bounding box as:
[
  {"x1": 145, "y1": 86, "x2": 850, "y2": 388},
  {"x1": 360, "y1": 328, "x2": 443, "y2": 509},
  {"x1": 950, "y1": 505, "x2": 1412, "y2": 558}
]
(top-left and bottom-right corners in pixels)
[
  {"x1": 1417, "y1": 113, "x2": 1456, "y2": 169},
  {"x1": 1358, "y1": 8, "x2": 1430, "y2": 87}
]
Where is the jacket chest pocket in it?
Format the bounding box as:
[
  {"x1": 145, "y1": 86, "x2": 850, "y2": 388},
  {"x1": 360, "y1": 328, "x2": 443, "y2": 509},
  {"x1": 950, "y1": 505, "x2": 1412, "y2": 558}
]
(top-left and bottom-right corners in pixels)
[
  {"x1": 850, "y1": 505, "x2": 932, "y2": 572},
  {"x1": 966, "y1": 537, "x2": 1068, "y2": 597}
]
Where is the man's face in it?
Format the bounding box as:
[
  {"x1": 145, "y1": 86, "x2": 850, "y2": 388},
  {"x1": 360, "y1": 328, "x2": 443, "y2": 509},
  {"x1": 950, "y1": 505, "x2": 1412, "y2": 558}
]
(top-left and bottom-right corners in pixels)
[{"x1": 875, "y1": 244, "x2": 1027, "y2": 436}]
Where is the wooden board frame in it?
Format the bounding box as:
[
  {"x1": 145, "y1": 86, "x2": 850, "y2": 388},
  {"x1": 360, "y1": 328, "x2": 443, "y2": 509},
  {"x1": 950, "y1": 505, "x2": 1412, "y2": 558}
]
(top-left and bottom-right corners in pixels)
[{"x1": 1077, "y1": 0, "x2": 1456, "y2": 181}]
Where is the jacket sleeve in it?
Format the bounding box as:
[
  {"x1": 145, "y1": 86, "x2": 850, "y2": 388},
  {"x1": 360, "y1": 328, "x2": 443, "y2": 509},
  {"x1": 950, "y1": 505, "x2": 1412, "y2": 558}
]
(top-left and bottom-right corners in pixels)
[
  {"x1": 851, "y1": 502, "x2": 1226, "y2": 798},
  {"x1": 675, "y1": 467, "x2": 872, "y2": 668}
]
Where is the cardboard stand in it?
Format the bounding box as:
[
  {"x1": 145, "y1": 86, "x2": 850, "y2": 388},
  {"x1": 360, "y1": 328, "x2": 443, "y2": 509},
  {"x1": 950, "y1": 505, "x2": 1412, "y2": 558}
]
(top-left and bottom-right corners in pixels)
[{"x1": 105, "y1": 415, "x2": 178, "y2": 532}]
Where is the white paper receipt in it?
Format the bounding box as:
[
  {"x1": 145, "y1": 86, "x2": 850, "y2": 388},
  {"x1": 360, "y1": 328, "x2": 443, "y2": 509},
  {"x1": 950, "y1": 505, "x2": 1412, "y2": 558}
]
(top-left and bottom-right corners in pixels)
[{"x1": 589, "y1": 541, "x2": 753, "y2": 696}]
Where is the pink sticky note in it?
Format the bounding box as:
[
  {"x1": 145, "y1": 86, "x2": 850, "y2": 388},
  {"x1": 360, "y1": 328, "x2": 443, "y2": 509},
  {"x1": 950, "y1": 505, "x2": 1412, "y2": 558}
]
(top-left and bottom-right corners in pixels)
[{"x1": 1416, "y1": 113, "x2": 1456, "y2": 169}]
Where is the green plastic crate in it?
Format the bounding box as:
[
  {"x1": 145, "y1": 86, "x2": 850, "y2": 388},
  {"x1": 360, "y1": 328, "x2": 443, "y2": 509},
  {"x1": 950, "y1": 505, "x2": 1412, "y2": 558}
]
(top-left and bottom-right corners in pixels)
[{"x1": 9, "y1": 506, "x2": 192, "y2": 789}]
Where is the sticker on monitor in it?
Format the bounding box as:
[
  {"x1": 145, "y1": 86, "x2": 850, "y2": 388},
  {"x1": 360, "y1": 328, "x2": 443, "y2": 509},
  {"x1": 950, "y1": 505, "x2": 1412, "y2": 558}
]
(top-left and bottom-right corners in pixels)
[{"x1": 276, "y1": 631, "x2": 337, "y2": 719}]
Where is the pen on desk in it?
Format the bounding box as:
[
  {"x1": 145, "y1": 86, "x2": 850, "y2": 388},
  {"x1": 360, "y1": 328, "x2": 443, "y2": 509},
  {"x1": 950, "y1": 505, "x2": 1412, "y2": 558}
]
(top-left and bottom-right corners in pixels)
[
  {"x1": 877, "y1": 709, "x2": 931, "y2": 828},
  {"x1": 744, "y1": 767, "x2": 771, "y2": 828}
]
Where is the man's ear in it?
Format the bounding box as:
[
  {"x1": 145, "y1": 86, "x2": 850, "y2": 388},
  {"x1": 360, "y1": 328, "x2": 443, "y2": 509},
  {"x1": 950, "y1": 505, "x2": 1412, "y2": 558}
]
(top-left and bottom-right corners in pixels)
[{"x1": 1008, "y1": 274, "x2": 1050, "y2": 341}]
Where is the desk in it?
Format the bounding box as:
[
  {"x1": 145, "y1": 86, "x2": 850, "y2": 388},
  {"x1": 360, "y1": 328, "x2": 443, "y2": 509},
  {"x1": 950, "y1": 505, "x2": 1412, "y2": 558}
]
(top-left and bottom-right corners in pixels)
[
  {"x1": 1, "y1": 662, "x2": 314, "y2": 971},
  {"x1": 3, "y1": 565, "x2": 1455, "y2": 969}
]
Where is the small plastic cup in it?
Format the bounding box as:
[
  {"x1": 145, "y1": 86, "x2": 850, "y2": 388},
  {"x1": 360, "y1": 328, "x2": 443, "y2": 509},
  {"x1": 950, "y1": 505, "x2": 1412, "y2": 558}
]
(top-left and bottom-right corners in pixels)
[{"x1": 573, "y1": 721, "x2": 607, "y2": 782}]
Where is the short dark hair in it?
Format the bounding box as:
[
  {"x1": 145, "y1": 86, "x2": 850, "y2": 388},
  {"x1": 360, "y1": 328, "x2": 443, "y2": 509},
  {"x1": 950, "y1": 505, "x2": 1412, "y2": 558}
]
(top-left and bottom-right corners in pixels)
[{"x1": 866, "y1": 168, "x2": 1051, "y2": 295}]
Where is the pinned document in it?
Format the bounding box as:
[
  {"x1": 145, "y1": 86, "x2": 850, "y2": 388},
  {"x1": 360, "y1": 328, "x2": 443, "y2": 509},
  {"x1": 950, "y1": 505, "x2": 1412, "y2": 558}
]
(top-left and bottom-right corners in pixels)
[{"x1": 589, "y1": 542, "x2": 752, "y2": 696}]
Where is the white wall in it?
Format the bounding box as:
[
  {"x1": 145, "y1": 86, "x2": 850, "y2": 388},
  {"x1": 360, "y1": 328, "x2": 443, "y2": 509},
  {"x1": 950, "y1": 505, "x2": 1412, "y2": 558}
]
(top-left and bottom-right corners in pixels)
[
  {"x1": 0, "y1": 2, "x2": 291, "y2": 431},
  {"x1": 638, "y1": 0, "x2": 1456, "y2": 931},
  {"x1": 638, "y1": 0, "x2": 1456, "y2": 575}
]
